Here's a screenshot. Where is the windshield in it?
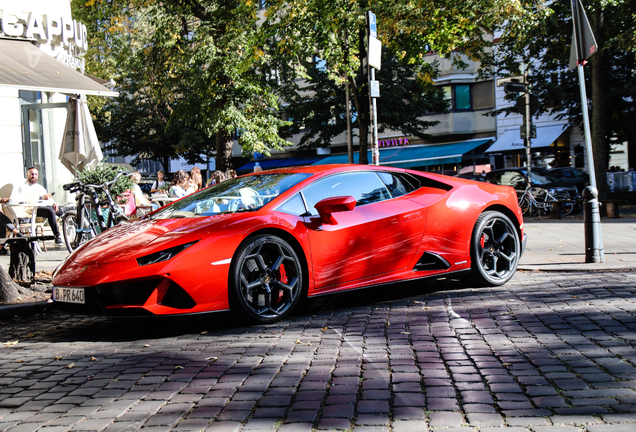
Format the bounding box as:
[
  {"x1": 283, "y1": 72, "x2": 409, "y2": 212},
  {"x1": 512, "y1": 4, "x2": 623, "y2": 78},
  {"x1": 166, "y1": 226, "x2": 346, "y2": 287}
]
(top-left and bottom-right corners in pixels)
[
  {"x1": 150, "y1": 173, "x2": 312, "y2": 219},
  {"x1": 529, "y1": 168, "x2": 561, "y2": 185}
]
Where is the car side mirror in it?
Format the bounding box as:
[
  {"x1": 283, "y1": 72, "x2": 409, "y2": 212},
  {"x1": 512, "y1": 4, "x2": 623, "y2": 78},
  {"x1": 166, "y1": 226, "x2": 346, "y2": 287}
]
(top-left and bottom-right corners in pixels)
[{"x1": 314, "y1": 196, "x2": 356, "y2": 224}]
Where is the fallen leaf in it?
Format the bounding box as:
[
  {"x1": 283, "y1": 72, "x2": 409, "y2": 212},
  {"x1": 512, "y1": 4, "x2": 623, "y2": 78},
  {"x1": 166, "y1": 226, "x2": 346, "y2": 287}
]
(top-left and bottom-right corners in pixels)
[
  {"x1": 4, "y1": 340, "x2": 18, "y2": 347},
  {"x1": 200, "y1": 331, "x2": 208, "y2": 335},
  {"x1": 400, "y1": 332, "x2": 411, "y2": 335},
  {"x1": 205, "y1": 357, "x2": 218, "y2": 361},
  {"x1": 306, "y1": 343, "x2": 312, "y2": 346},
  {"x1": 66, "y1": 362, "x2": 74, "y2": 369},
  {"x1": 54, "y1": 356, "x2": 63, "y2": 360},
  {"x1": 16, "y1": 360, "x2": 23, "y2": 363},
  {"x1": 175, "y1": 365, "x2": 184, "y2": 369},
  {"x1": 27, "y1": 334, "x2": 35, "y2": 338},
  {"x1": 91, "y1": 357, "x2": 97, "y2": 361},
  {"x1": 295, "y1": 339, "x2": 303, "y2": 344},
  {"x1": 143, "y1": 344, "x2": 150, "y2": 347},
  {"x1": 502, "y1": 363, "x2": 512, "y2": 366},
  {"x1": 386, "y1": 322, "x2": 391, "y2": 326}
]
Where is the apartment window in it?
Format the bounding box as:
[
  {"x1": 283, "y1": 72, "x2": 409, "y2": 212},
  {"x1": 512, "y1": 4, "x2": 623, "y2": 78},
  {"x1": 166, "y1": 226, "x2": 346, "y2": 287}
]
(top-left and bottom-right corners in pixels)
[
  {"x1": 455, "y1": 85, "x2": 471, "y2": 110},
  {"x1": 472, "y1": 81, "x2": 495, "y2": 110},
  {"x1": 442, "y1": 84, "x2": 472, "y2": 111}
]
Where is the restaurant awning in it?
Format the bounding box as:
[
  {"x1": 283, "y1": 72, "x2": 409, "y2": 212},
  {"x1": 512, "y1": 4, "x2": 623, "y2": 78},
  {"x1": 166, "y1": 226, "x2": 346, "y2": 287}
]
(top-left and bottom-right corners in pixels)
[
  {"x1": 485, "y1": 125, "x2": 567, "y2": 153},
  {"x1": 0, "y1": 39, "x2": 118, "y2": 97},
  {"x1": 313, "y1": 138, "x2": 493, "y2": 168}
]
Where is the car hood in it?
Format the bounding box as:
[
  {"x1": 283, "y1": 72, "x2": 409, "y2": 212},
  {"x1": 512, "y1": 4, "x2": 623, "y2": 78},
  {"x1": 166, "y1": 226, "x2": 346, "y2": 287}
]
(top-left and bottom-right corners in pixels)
[{"x1": 70, "y1": 215, "x2": 240, "y2": 265}]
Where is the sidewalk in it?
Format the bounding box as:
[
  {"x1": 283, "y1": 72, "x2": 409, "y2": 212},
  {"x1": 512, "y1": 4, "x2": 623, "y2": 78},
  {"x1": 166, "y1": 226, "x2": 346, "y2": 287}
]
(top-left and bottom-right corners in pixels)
[{"x1": 1, "y1": 216, "x2": 635, "y2": 317}]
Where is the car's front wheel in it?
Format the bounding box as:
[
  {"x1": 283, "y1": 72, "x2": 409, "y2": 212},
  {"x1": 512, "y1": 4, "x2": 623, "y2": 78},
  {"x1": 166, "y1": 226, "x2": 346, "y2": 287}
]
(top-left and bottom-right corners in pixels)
[
  {"x1": 467, "y1": 211, "x2": 520, "y2": 286},
  {"x1": 230, "y1": 234, "x2": 304, "y2": 323}
]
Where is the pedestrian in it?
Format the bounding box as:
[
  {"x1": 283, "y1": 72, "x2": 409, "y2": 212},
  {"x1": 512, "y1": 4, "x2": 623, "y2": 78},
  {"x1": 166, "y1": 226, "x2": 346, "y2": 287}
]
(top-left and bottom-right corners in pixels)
[{"x1": 151, "y1": 170, "x2": 166, "y2": 193}]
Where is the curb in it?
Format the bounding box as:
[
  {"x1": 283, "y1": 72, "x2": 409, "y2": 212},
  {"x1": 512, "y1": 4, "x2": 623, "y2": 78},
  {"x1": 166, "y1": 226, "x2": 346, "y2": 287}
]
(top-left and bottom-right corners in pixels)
[{"x1": 0, "y1": 301, "x2": 50, "y2": 319}]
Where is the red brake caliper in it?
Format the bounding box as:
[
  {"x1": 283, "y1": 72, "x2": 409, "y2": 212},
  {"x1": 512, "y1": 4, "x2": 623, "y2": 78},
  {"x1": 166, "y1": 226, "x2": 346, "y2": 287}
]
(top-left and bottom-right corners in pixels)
[
  {"x1": 278, "y1": 264, "x2": 287, "y2": 301},
  {"x1": 480, "y1": 234, "x2": 485, "y2": 249}
]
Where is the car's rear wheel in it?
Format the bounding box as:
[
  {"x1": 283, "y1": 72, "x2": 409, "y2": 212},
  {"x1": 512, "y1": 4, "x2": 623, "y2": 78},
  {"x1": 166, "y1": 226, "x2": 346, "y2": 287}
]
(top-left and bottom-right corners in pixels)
[
  {"x1": 230, "y1": 234, "x2": 304, "y2": 323},
  {"x1": 467, "y1": 211, "x2": 520, "y2": 286}
]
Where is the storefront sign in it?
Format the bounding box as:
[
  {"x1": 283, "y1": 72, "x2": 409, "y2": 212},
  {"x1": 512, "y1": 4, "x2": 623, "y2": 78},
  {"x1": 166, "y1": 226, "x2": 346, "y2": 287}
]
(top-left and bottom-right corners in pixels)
[
  {"x1": 0, "y1": 8, "x2": 87, "y2": 68},
  {"x1": 379, "y1": 137, "x2": 409, "y2": 147}
]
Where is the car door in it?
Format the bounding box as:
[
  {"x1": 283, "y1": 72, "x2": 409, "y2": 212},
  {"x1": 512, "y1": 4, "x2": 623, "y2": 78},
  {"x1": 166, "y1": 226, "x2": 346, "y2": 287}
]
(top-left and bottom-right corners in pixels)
[{"x1": 301, "y1": 171, "x2": 426, "y2": 291}]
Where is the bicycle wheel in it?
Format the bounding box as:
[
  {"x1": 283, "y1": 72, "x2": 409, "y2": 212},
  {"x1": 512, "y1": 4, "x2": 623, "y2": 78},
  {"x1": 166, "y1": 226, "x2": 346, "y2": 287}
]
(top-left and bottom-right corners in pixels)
[
  {"x1": 519, "y1": 195, "x2": 532, "y2": 216},
  {"x1": 62, "y1": 208, "x2": 96, "y2": 253}
]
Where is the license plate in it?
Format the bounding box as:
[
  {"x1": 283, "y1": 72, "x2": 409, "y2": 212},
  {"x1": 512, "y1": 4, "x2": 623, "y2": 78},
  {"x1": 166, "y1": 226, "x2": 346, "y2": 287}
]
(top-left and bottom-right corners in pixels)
[{"x1": 53, "y1": 287, "x2": 85, "y2": 304}]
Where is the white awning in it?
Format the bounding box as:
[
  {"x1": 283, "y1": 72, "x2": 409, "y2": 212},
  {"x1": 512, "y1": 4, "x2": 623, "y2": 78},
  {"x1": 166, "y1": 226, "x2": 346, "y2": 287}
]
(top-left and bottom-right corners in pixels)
[
  {"x1": 486, "y1": 125, "x2": 567, "y2": 153},
  {"x1": 0, "y1": 39, "x2": 118, "y2": 97}
]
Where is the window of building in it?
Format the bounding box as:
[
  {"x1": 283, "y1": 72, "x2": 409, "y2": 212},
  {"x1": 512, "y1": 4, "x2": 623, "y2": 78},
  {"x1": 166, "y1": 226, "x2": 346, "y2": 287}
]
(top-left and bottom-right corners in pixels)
[
  {"x1": 471, "y1": 81, "x2": 495, "y2": 110},
  {"x1": 441, "y1": 84, "x2": 472, "y2": 111}
]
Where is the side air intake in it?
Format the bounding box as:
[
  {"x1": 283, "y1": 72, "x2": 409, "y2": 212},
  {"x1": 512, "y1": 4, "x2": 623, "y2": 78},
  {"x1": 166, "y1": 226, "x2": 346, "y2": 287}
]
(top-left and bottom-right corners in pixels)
[{"x1": 413, "y1": 252, "x2": 451, "y2": 271}]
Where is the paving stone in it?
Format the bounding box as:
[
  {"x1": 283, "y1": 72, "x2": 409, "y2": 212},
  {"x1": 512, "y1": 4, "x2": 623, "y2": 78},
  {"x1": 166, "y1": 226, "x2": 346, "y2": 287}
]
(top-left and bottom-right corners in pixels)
[
  {"x1": 466, "y1": 413, "x2": 504, "y2": 427},
  {"x1": 391, "y1": 420, "x2": 429, "y2": 432},
  {"x1": 428, "y1": 412, "x2": 463, "y2": 428}
]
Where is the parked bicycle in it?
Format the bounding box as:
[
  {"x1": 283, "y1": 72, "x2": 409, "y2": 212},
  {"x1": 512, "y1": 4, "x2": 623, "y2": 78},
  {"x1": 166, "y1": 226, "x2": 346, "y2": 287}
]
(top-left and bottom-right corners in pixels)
[
  {"x1": 61, "y1": 171, "x2": 129, "y2": 253},
  {"x1": 518, "y1": 180, "x2": 576, "y2": 217}
]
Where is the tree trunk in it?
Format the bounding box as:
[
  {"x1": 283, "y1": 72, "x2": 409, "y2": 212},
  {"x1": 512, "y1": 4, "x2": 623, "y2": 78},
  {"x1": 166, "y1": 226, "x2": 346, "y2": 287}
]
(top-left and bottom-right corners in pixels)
[
  {"x1": 355, "y1": 27, "x2": 369, "y2": 165},
  {"x1": 0, "y1": 265, "x2": 20, "y2": 303},
  {"x1": 590, "y1": 9, "x2": 607, "y2": 202},
  {"x1": 9, "y1": 241, "x2": 35, "y2": 284},
  {"x1": 216, "y1": 129, "x2": 234, "y2": 174}
]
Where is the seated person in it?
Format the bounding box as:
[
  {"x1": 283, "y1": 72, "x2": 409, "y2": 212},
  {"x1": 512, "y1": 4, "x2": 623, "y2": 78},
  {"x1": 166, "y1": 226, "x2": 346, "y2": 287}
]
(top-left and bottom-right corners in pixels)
[
  {"x1": 17, "y1": 167, "x2": 63, "y2": 244},
  {"x1": 169, "y1": 170, "x2": 195, "y2": 198}
]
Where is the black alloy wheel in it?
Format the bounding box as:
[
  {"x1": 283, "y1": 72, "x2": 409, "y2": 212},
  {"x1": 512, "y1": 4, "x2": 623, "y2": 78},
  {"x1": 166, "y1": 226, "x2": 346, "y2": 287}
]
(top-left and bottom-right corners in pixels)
[
  {"x1": 230, "y1": 234, "x2": 304, "y2": 323},
  {"x1": 468, "y1": 211, "x2": 520, "y2": 286}
]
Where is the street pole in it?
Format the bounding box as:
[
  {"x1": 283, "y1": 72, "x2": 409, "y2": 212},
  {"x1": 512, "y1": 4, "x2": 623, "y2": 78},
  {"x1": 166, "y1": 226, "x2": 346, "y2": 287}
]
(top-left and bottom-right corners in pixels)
[
  {"x1": 524, "y1": 71, "x2": 532, "y2": 174},
  {"x1": 370, "y1": 67, "x2": 379, "y2": 166},
  {"x1": 578, "y1": 64, "x2": 604, "y2": 263},
  {"x1": 346, "y1": 79, "x2": 353, "y2": 164}
]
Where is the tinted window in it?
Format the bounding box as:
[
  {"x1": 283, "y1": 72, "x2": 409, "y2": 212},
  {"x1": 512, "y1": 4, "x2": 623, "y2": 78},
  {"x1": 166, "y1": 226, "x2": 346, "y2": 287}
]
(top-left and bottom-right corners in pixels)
[
  {"x1": 500, "y1": 171, "x2": 525, "y2": 187},
  {"x1": 276, "y1": 193, "x2": 307, "y2": 216},
  {"x1": 150, "y1": 173, "x2": 311, "y2": 219},
  {"x1": 378, "y1": 172, "x2": 409, "y2": 198},
  {"x1": 301, "y1": 172, "x2": 391, "y2": 216}
]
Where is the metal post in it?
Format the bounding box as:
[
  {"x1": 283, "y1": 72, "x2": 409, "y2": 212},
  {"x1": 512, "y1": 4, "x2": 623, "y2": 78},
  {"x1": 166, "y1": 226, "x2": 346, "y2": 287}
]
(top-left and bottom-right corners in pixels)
[
  {"x1": 370, "y1": 68, "x2": 379, "y2": 166},
  {"x1": 524, "y1": 71, "x2": 532, "y2": 172},
  {"x1": 346, "y1": 79, "x2": 353, "y2": 164},
  {"x1": 577, "y1": 64, "x2": 604, "y2": 262},
  {"x1": 583, "y1": 186, "x2": 603, "y2": 262}
]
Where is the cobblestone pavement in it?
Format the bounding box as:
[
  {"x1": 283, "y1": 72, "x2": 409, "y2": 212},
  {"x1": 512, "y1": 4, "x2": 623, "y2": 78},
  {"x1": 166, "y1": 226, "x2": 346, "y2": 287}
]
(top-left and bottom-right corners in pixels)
[{"x1": 2, "y1": 270, "x2": 636, "y2": 432}]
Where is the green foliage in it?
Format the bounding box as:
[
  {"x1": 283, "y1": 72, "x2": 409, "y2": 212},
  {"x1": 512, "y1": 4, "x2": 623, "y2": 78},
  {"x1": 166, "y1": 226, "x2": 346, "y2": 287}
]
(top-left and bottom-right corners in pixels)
[
  {"x1": 78, "y1": 164, "x2": 134, "y2": 202},
  {"x1": 73, "y1": 0, "x2": 292, "y2": 172},
  {"x1": 264, "y1": 0, "x2": 524, "y2": 163},
  {"x1": 482, "y1": 0, "x2": 636, "y2": 199}
]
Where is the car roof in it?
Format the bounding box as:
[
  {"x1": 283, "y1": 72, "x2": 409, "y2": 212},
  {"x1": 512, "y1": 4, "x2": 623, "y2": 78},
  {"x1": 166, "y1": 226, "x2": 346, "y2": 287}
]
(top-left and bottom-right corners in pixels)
[{"x1": 241, "y1": 164, "x2": 408, "y2": 176}]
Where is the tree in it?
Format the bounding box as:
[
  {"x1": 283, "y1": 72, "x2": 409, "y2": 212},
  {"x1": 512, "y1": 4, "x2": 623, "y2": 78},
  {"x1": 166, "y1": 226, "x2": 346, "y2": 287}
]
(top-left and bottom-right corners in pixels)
[
  {"x1": 264, "y1": 0, "x2": 526, "y2": 164},
  {"x1": 481, "y1": 0, "x2": 636, "y2": 201},
  {"x1": 277, "y1": 47, "x2": 449, "y2": 150},
  {"x1": 72, "y1": 0, "x2": 291, "y2": 173}
]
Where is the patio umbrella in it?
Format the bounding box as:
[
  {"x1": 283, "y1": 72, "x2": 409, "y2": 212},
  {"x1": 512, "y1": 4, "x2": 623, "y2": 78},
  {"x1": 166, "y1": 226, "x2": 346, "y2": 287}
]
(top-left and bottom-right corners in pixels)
[{"x1": 58, "y1": 94, "x2": 103, "y2": 175}]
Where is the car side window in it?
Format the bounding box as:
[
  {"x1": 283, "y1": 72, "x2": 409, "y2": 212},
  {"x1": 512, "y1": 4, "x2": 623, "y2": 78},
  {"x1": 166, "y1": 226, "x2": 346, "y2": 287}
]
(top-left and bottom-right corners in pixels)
[
  {"x1": 378, "y1": 172, "x2": 409, "y2": 198},
  {"x1": 276, "y1": 193, "x2": 307, "y2": 216},
  {"x1": 500, "y1": 172, "x2": 524, "y2": 187},
  {"x1": 301, "y1": 172, "x2": 391, "y2": 216}
]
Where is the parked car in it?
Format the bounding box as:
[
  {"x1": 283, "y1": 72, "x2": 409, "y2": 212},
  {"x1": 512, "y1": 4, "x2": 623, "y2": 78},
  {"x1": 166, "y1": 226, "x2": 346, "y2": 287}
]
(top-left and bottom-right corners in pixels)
[
  {"x1": 548, "y1": 167, "x2": 590, "y2": 193},
  {"x1": 51, "y1": 165, "x2": 526, "y2": 323},
  {"x1": 484, "y1": 167, "x2": 581, "y2": 216},
  {"x1": 457, "y1": 173, "x2": 486, "y2": 182}
]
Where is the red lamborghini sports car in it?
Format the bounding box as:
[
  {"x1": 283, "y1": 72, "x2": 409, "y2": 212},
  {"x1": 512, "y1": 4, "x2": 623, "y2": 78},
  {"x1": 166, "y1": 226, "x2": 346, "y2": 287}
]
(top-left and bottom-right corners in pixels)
[{"x1": 51, "y1": 164, "x2": 526, "y2": 323}]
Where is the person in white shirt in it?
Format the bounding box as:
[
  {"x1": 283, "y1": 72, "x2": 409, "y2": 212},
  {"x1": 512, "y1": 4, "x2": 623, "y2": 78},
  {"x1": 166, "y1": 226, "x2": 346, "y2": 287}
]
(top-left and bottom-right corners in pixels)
[
  {"x1": 169, "y1": 170, "x2": 195, "y2": 198},
  {"x1": 150, "y1": 170, "x2": 167, "y2": 194},
  {"x1": 17, "y1": 167, "x2": 63, "y2": 244}
]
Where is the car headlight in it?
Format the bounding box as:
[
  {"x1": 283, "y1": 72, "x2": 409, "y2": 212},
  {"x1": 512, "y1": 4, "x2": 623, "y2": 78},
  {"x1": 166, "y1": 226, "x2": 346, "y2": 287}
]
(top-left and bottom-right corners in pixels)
[{"x1": 137, "y1": 241, "x2": 199, "y2": 266}]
